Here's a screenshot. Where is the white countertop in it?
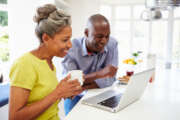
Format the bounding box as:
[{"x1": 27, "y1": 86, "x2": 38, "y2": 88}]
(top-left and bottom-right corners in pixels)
[{"x1": 65, "y1": 67, "x2": 180, "y2": 120}]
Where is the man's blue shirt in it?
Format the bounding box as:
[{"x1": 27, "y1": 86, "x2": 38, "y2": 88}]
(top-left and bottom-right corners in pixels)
[{"x1": 61, "y1": 37, "x2": 118, "y2": 88}]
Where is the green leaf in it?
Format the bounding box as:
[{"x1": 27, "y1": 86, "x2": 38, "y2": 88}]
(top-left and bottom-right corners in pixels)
[
  {"x1": 0, "y1": 11, "x2": 8, "y2": 26},
  {"x1": 0, "y1": 0, "x2": 7, "y2": 4},
  {"x1": 0, "y1": 34, "x2": 9, "y2": 43},
  {"x1": 132, "y1": 53, "x2": 139, "y2": 57}
]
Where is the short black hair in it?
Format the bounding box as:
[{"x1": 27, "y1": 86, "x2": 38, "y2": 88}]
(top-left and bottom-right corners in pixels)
[{"x1": 87, "y1": 14, "x2": 109, "y2": 28}]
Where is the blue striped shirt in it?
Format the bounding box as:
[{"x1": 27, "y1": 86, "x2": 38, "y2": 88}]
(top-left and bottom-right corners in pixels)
[{"x1": 61, "y1": 37, "x2": 118, "y2": 88}]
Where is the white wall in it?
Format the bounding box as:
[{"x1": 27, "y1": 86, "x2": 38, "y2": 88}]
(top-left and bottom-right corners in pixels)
[
  {"x1": 66, "y1": 0, "x2": 100, "y2": 38},
  {"x1": 8, "y1": 0, "x2": 54, "y2": 62},
  {"x1": 100, "y1": 0, "x2": 144, "y2": 5}
]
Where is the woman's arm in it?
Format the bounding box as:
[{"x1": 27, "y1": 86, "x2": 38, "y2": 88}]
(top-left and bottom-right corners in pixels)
[
  {"x1": 9, "y1": 75, "x2": 83, "y2": 120},
  {"x1": 9, "y1": 86, "x2": 57, "y2": 120}
]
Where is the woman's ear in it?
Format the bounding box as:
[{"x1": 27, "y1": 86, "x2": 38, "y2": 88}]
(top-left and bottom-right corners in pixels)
[{"x1": 42, "y1": 33, "x2": 51, "y2": 43}]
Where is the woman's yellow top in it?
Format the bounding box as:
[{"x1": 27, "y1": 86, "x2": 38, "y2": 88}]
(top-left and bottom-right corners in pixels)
[{"x1": 9, "y1": 52, "x2": 60, "y2": 120}]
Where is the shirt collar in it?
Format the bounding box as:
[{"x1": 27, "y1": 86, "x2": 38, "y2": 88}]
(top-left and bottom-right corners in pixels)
[
  {"x1": 82, "y1": 37, "x2": 89, "y2": 56},
  {"x1": 82, "y1": 37, "x2": 108, "y2": 56}
]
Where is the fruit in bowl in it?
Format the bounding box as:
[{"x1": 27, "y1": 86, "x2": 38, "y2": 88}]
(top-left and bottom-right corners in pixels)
[{"x1": 123, "y1": 58, "x2": 137, "y2": 65}]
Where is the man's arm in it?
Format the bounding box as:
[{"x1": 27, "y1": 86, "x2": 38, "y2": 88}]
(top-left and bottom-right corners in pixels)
[
  {"x1": 83, "y1": 65, "x2": 117, "y2": 84},
  {"x1": 84, "y1": 39, "x2": 119, "y2": 88}
]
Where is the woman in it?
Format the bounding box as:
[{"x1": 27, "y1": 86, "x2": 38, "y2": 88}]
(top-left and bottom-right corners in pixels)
[{"x1": 9, "y1": 4, "x2": 83, "y2": 120}]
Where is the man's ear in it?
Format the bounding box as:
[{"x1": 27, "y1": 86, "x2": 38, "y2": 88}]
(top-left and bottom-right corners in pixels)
[
  {"x1": 42, "y1": 33, "x2": 51, "y2": 43},
  {"x1": 84, "y1": 28, "x2": 89, "y2": 37}
]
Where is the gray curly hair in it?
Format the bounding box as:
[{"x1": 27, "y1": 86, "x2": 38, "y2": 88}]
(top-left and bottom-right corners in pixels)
[{"x1": 34, "y1": 4, "x2": 71, "y2": 43}]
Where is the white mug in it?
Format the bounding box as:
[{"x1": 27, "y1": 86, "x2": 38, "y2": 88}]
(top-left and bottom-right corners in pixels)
[{"x1": 68, "y1": 70, "x2": 84, "y2": 85}]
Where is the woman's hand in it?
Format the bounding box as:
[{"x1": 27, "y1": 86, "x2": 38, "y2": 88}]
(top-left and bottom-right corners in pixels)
[{"x1": 54, "y1": 74, "x2": 83, "y2": 100}]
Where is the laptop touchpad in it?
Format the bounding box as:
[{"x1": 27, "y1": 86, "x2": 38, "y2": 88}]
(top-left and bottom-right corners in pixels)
[
  {"x1": 83, "y1": 90, "x2": 121, "y2": 104},
  {"x1": 98, "y1": 93, "x2": 122, "y2": 108}
]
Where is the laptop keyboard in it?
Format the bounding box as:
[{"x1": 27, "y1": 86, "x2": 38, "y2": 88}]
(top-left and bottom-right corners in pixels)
[{"x1": 98, "y1": 93, "x2": 122, "y2": 108}]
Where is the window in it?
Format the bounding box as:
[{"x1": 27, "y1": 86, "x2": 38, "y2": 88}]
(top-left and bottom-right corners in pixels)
[
  {"x1": 133, "y1": 21, "x2": 149, "y2": 53},
  {"x1": 151, "y1": 21, "x2": 167, "y2": 56},
  {"x1": 0, "y1": 0, "x2": 7, "y2": 4},
  {"x1": 100, "y1": 4, "x2": 180, "y2": 69},
  {"x1": 0, "y1": 0, "x2": 9, "y2": 82},
  {"x1": 115, "y1": 6, "x2": 131, "y2": 19},
  {"x1": 100, "y1": 5, "x2": 112, "y2": 20},
  {"x1": 113, "y1": 21, "x2": 131, "y2": 55},
  {"x1": 0, "y1": 0, "x2": 9, "y2": 63},
  {"x1": 133, "y1": 5, "x2": 149, "y2": 53},
  {"x1": 133, "y1": 5, "x2": 145, "y2": 19},
  {"x1": 173, "y1": 20, "x2": 180, "y2": 68}
]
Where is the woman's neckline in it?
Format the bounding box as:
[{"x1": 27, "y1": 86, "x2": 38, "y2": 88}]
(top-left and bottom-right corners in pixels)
[{"x1": 28, "y1": 52, "x2": 55, "y2": 72}]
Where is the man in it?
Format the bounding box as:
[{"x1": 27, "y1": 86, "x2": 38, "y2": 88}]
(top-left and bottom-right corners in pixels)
[{"x1": 61, "y1": 14, "x2": 118, "y2": 115}]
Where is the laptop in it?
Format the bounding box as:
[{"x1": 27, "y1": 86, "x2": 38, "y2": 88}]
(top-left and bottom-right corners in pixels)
[{"x1": 82, "y1": 68, "x2": 155, "y2": 113}]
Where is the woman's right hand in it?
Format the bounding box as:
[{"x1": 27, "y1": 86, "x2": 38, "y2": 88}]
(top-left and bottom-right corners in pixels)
[{"x1": 54, "y1": 74, "x2": 83, "y2": 100}]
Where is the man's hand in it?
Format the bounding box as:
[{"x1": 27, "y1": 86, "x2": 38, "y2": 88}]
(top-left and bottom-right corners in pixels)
[
  {"x1": 100, "y1": 65, "x2": 118, "y2": 78},
  {"x1": 82, "y1": 81, "x2": 99, "y2": 90}
]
